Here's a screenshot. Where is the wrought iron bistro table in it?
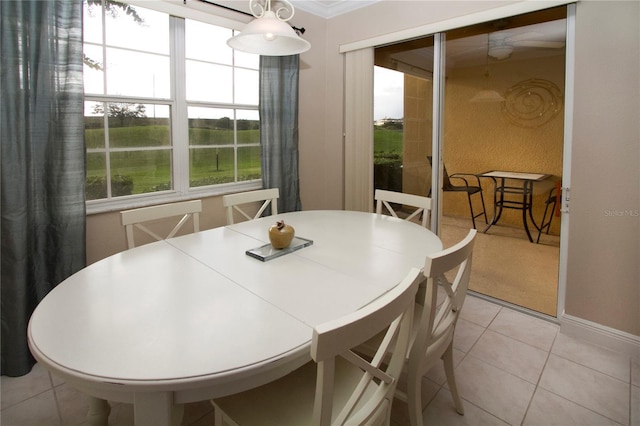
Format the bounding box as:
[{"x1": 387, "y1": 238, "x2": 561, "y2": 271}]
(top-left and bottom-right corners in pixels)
[
  {"x1": 480, "y1": 170, "x2": 550, "y2": 242},
  {"x1": 28, "y1": 210, "x2": 442, "y2": 426}
]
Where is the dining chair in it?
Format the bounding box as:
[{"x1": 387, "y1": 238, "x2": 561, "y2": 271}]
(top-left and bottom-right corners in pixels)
[
  {"x1": 356, "y1": 228, "x2": 476, "y2": 426},
  {"x1": 375, "y1": 189, "x2": 432, "y2": 229},
  {"x1": 222, "y1": 188, "x2": 279, "y2": 225},
  {"x1": 120, "y1": 199, "x2": 202, "y2": 249},
  {"x1": 211, "y1": 267, "x2": 422, "y2": 426},
  {"x1": 536, "y1": 180, "x2": 560, "y2": 243},
  {"x1": 427, "y1": 156, "x2": 487, "y2": 229},
  {"x1": 405, "y1": 228, "x2": 476, "y2": 425}
]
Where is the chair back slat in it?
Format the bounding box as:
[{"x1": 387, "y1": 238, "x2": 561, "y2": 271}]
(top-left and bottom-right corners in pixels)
[
  {"x1": 311, "y1": 268, "x2": 422, "y2": 426},
  {"x1": 222, "y1": 188, "x2": 279, "y2": 224},
  {"x1": 120, "y1": 200, "x2": 202, "y2": 249},
  {"x1": 375, "y1": 189, "x2": 432, "y2": 229}
]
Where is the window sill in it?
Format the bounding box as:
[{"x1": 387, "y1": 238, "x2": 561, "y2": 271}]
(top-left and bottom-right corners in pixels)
[{"x1": 86, "y1": 181, "x2": 262, "y2": 215}]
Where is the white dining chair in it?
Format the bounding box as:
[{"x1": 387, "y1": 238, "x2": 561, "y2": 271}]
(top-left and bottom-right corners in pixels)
[
  {"x1": 211, "y1": 267, "x2": 422, "y2": 426},
  {"x1": 357, "y1": 228, "x2": 476, "y2": 426},
  {"x1": 406, "y1": 228, "x2": 476, "y2": 425},
  {"x1": 120, "y1": 199, "x2": 202, "y2": 249},
  {"x1": 375, "y1": 189, "x2": 432, "y2": 228},
  {"x1": 222, "y1": 188, "x2": 279, "y2": 225}
]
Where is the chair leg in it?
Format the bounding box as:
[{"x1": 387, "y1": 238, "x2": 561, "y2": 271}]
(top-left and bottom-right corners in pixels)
[
  {"x1": 536, "y1": 189, "x2": 557, "y2": 243},
  {"x1": 466, "y1": 193, "x2": 477, "y2": 229},
  {"x1": 406, "y1": 369, "x2": 425, "y2": 426},
  {"x1": 478, "y1": 190, "x2": 488, "y2": 224},
  {"x1": 443, "y1": 342, "x2": 464, "y2": 415},
  {"x1": 465, "y1": 190, "x2": 488, "y2": 230}
]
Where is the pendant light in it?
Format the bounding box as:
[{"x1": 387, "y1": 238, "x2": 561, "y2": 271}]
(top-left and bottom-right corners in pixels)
[
  {"x1": 227, "y1": 0, "x2": 310, "y2": 56},
  {"x1": 470, "y1": 34, "x2": 505, "y2": 103}
]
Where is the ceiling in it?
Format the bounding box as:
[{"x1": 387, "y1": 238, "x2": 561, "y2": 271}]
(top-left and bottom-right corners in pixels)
[
  {"x1": 288, "y1": 1, "x2": 566, "y2": 69},
  {"x1": 291, "y1": 0, "x2": 380, "y2": 18},
  {"x1": 373, "y1": 8, "x2": 567, "y2": 74}
]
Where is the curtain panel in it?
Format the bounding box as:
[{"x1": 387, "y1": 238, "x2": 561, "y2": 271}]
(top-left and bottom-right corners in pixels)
[
  {"x1": 1, "y1": 0, "x2": 86, "y2": 376},
  {"x1": 259, "y1": 55, "x2": 302, "y2": 213}
]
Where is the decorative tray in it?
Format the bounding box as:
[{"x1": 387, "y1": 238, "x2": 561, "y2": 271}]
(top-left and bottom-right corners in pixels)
[{"x1": 246, "y1": 237, "x2": 313, "y2": 262}]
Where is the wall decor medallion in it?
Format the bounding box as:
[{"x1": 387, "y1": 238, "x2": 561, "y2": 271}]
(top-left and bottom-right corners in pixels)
[{"x1": 502, "y1": 78, "x2": 563, "y2": 128}]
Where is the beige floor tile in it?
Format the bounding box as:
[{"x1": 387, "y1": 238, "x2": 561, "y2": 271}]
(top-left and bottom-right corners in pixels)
[
  {"x1": 392, "y1": 372, "x2": 441, "y2": 425},
  {"x1": 631, "y1": 385, "x2": 639, "y2": 426},
  {"x1": 422, "y1": 388, "x2": 509, "y2": 426},
  {"x1": 0, "y1": 389, "x2": 60, "y2": 426},
  {"x1": 488, "y1": 308, "x2": 558, "y2": 351},
  {"x1": 106, "y1": 402, "x2": 134, "y2": 426},
  {"x1": 539, "y1": 355, "x2": 629, "y2": 425},
  {"x1": 453, "y1": 318, "x2": 486, "y2": 353},
  {"x1": 182, "y1": 400, "x2": 215, "y2": 425},
  {"x1": 53, "y1": 383, "x2": 91, "y2": 425},
  {"x1": 631, "y1": 354, "x2": 640, "y2": 387},
  {"x1": 552, "y1": 333, "x2": 631, "y2": 382},
  {"x1": 186, "y1": 409, "x2": 215, "y2": 426},
  {"x1": 460, "y1": 296, "x2": 502, "y2": 328},
  {"x1": 524, "y1": 388, "x2": 621, "y2": 426},
  {"x1": 469, "y1": 329, "x2": 548, "y2": 383},
  {"x1": 424, "y1": 347, "x2": 465, "y2": 386},
  {"x1": 391, "y1": 379, "x2": 440, "y2": 426},
  {"x1": 1, "y1": 363, "x2": 53, "y2": 410},
  {"x1": 454, "y1": 355, "x2": 536, "y2": 425}
]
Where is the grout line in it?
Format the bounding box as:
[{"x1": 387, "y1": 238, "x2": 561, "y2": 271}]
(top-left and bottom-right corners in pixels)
[{"x1": 519, "y1": 326, "x2": 560, "y2": 425}]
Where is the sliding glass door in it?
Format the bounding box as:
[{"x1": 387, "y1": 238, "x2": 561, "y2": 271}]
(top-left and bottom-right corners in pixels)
[{"x1": 373, "y1": 7, "x2": 567, "y2": 316}]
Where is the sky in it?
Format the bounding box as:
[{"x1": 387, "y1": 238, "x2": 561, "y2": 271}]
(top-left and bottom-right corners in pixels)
[{"x1": 374, "y1": 66, "x2": 404, "y2": 120}]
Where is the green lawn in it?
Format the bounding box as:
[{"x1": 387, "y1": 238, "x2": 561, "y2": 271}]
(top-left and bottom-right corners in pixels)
[
  {"x1": 86, "y1": 125, "x2": 261, "y2": 199},
  {"x1": 374, "y1": 128, "x2": 403, "y2": 155},
  {"x1": 86, "y1": 125, "x2": 401, "y2": 199}
]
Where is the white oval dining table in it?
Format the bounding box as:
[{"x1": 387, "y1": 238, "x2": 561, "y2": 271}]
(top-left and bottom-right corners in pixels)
[{"x1": 28, "y1": 210, "x2": 442, "y2": 426}]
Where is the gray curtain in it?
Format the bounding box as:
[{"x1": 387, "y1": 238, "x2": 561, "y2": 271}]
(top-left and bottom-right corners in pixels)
[
  {"x1": 259, "y1": 55, "x2": 302, "y2": 213},
  {"x1": 1, "y1": 0, "x2": 86, "y2": 377}
]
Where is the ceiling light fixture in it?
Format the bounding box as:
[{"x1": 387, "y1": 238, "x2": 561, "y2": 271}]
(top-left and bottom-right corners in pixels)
[
  {"x1": 470, "y1": 34, "x2": 505, "y2": 103},
  {"x1": 227, "y1": 0, "x2": 310, "y2": 56}
]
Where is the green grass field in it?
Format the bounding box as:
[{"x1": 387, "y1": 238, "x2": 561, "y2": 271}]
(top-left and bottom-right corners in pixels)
[
  {"x1": 86, "y1": 125, "x2": 261, "y2": 198},
  {"x1": 86, "y1": 125, "x2": 401, "y2": 199},
  {"x1": 373, "y1": 128, "x2": 403, "y2": 155}
]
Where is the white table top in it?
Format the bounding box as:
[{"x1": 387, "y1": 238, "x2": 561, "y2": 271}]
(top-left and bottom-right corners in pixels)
[
  {"x1": 481, "y1": 170, "x2": 549, "y2": 181},
  {"x1": 28, "y1": 210, "x2": 442, "y2": 409}
]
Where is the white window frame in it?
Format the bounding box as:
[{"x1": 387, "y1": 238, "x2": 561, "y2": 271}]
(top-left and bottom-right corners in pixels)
[{"x1": 85, "y1": 1, "x2": 261, "y2": 214}]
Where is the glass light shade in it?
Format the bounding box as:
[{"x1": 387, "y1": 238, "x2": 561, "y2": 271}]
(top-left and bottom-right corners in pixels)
[
  {"x1": 227, "y1": 11, "x2": 310, "y2": 56},
  {"x1": 488, "y1": 45, "x2": 513, "y2": 60},
  {"x1": 470, "y1": 89, "x2": 505, "y2": 103}
]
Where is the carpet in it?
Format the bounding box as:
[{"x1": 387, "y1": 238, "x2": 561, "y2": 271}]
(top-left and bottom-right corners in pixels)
[{"x1": 440, "y1": 216, "x2": 560, "y2": 317}]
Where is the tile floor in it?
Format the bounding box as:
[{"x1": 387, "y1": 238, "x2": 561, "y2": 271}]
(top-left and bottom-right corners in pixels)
[{"x1": 2, "y1": 295, "x2": 639, "y2": 426}]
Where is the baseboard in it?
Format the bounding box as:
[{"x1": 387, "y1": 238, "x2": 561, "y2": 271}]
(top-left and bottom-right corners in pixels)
[{"x1": 560, "y1": 313, "x2": 640, "y2": 357}]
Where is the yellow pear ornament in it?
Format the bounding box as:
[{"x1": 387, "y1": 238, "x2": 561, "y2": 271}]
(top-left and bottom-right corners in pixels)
[{"x1": 268, "y1": 220, "x2": 295, "y2": 249}]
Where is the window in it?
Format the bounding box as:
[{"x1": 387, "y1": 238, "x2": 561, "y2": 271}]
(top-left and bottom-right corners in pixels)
[{"x1": 83, "y1": 0, "x2": 259, "y2": 212}]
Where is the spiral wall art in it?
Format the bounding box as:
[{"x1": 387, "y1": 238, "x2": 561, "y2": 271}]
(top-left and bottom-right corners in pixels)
[{"x1": 502, "y1": 78, "x2": 563, "y2": 128}]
